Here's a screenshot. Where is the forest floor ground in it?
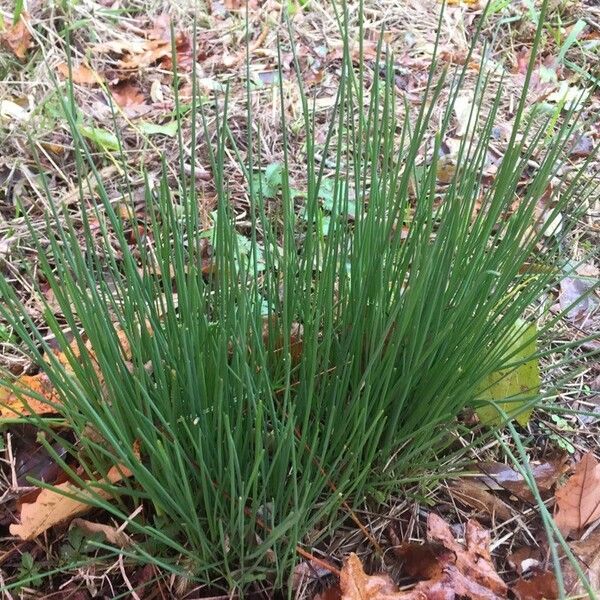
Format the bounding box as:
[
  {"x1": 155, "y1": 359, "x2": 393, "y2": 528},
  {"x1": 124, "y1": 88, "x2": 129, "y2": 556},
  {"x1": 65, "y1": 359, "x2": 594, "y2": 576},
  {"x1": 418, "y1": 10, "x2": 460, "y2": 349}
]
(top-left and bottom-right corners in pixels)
[{"x1": 0, "y1": 0, "x2": 599, "y2": 598}]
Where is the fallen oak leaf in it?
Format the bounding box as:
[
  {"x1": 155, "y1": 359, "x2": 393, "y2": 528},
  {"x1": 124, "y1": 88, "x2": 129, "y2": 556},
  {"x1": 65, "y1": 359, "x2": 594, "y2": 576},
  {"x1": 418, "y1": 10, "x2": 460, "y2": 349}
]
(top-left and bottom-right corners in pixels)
[
  {"x1": 554, "y1": 451, "x2": 600, "y2": 538},
  {"x1": 1, "y1": 12, "x2": 33, "y2": 60},
  {"x1": 389, "y1": 514, "x2": 508, "y2": 599},
  {"x1": 340, "y1": 553, "x2": 423, "y2": 600},
  {"x1": 426, "y1": 514, "x2": 508, "y2": 598}
]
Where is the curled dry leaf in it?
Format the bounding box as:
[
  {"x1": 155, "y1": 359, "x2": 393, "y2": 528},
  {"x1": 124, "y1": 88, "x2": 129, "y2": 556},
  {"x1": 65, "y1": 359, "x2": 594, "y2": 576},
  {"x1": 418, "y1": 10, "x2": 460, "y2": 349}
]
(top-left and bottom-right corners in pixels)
[
  {"x1": 1, "y1": 13, "x2": 33, "y2": 60},
  {"x1": 554, "y1": 451, "x2": 600, "y2": 538},
  {"x1": 10, "y1": 460, "x2": 134, "y2": 540},
  {"x1": 512, "y1": 569, "x2": 558, "y2": 600},
  {"x1": 70, "y1": 518, "x2": 131, "y2": 547},
  {"x1": 56, "y1": 62, "x2": 100, "y2": 86}
]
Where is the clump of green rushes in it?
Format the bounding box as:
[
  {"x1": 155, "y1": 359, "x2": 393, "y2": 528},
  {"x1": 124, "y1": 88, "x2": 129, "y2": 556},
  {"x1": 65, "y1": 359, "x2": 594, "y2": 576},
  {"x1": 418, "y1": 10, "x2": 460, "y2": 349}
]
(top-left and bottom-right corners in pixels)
[{"x1": 0, "y1": 0, "x2": 597, "y2": 591}]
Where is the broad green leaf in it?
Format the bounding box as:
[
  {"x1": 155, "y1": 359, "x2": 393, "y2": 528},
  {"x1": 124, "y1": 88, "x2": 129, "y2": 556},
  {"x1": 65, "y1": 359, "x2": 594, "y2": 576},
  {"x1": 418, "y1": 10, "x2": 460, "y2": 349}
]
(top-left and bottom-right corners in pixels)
[
  {"x1": 318, "y1": 178, "x2": 355, "y2": 218},
  {"x1": 475, "y1": 321, "x2": 540, "y2": 427},
  {"x1": 77, "y1": 124, "x2": 120, "y2": 152},
  {"x1": 137, "y1": 121, "x2": 178, "y2": 137}
]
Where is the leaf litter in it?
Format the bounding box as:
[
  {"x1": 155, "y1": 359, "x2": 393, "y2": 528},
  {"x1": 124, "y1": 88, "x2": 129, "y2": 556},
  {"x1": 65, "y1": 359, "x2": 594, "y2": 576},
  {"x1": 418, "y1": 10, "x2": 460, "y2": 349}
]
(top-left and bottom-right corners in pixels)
[
  {"x1": 554, "y1": 451, "x2": 600, "y2": 538},
  {"x1": 335, "y1": 514, "x2": 508, "y2": 600},
  {"x1": 1, "y1": 2, "x2": 600, "y2": 596}
]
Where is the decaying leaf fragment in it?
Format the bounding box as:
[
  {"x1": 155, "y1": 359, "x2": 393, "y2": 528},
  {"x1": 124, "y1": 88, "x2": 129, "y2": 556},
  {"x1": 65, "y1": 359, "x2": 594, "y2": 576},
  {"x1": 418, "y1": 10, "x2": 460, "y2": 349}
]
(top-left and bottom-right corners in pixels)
[
  {"x1": 554, "y1": 451, "x2": 600, "y2": 538},
  {"x1": 563, "y1": 530, "x2": 600, "y2": 595},
  {"x1": 512, "y1": 569, "x2": 558, "y2": 600}
]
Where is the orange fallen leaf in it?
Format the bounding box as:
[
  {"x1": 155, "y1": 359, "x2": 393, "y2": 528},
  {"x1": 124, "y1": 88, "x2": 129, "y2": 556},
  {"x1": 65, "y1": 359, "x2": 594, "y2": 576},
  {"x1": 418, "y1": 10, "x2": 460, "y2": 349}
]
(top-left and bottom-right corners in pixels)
[
  {"x1": 554, "y1": 451, "x2": 600, "y2": 538},
  {"x1": 2, "y1": 327, "x2": 137, "y2": 420},
  {"x1": 1, "y1": 12, "x2": 33, "y2": 60},
  {"x1": 0, "y1": 373, "x2": 61, "y2": 418},
  {"x1": 56, "y1": 62, "x2": 100, "y2": 86},
  {"x1": 10, "y1": 459, "x2": 135, "y2": 540}
]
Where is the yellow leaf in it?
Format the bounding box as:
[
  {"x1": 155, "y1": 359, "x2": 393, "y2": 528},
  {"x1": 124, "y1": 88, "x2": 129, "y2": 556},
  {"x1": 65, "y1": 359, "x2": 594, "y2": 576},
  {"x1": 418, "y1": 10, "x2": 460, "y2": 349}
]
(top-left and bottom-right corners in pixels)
[{"x1": 475, "y1": 321, "x2": 540, "y2": 427}]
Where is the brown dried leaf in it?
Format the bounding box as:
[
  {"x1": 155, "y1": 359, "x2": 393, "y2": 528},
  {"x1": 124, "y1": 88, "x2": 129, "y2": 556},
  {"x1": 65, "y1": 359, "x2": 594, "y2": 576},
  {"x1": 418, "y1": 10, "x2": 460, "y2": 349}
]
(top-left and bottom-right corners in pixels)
[
  {"x1": 344, "y1": 521, "x2": 508, "y2": 600},
  {"x1": 449, "y1": 480, "x2": 513, "y2": 521},
  {"x1": 93, "y1": 39, "x2": 171, "y2": 70},
  {"x1": 314, "y1": 587, "x2": 342, "y2": 600},
  {"x1": 512, "y1": 569, "x2": 558, "y2": 600},
  {"x1": 1, "y1": 13, "x2": 33, "y2": 60},
  {"x1": 70, "y1": 518, "x2": 131, "y2": 547},
  {"x1": 394, "y1": 542, "x2": 449, "y2": 580},
  {"x1": 426, "y1": 515, "x2": 508, "y2": 598},
  {"x1": 554, "y1": 452, "x2": 600, "y2": 538},
  {"x1": 10, "y1": 462, "x2": 133, "y2": 540},
  {"x1": 56, "y1": 62, "x2": 100, "y2": 86}
]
